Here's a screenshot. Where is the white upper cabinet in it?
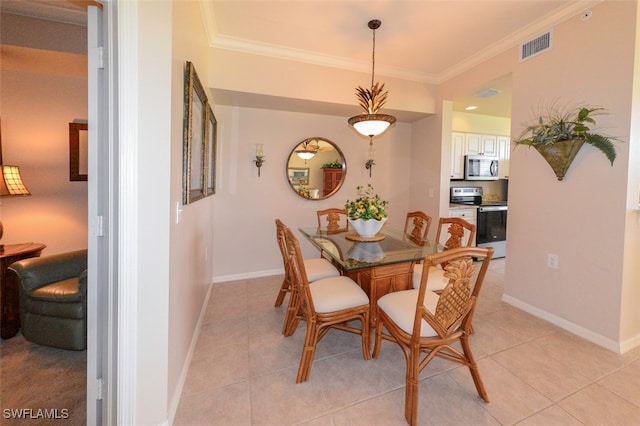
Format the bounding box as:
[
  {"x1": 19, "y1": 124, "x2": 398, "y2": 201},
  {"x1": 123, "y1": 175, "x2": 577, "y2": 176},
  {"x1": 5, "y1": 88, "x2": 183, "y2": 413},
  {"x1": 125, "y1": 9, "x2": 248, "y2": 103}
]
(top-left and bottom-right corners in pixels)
[
  {"x1": 451, "y1": 132, "x2": 466, "y2": 179},
  {"x1": 497, "y1": 136, "x2": 511, "y2": 179},
  {"x1": 463, "y1": 133, "x2": 498, "y2": 156},
  {"x1": 480, "y1": 135, "x2": 498, "y2": 156}
]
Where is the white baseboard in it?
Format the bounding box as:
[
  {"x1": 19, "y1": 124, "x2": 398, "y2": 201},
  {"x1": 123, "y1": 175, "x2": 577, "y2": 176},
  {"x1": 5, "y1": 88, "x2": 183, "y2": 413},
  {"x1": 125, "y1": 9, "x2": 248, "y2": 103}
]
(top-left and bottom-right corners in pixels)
[
  {"x1": 167, "y1": 282, "x2": 214, "y2": 425},
  {"x1": 502, "y1": 294, "x2": 640, "y2": 354}
]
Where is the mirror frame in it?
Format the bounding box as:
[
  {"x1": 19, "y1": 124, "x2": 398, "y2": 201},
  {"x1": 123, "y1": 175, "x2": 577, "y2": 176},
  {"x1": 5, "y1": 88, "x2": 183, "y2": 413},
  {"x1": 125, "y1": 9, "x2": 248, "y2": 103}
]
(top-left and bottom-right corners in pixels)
[{"x1": 286, "y1": 137, "x2": 346, "y2": 201}]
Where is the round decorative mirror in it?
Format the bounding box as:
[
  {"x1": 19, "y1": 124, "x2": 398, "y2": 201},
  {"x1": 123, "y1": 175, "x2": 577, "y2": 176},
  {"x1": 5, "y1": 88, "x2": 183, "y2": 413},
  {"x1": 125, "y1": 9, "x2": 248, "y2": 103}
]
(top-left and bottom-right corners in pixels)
[{"x1": 286, "y1": 137, "x2": 346, "y2": 200}]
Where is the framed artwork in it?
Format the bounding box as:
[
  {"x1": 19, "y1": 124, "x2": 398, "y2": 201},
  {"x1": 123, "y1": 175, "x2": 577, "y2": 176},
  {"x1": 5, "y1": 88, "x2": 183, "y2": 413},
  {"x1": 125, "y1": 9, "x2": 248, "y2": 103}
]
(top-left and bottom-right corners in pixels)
[
  {"x1": 204, "y1": 103, "x2": 217, "y2": 196},
  {"x1": 69, "y1": 122, "x2": 88, "y2": 181},
  {"x1": 182, "y1": 61, "x2": 208, "y2": 204},
  {"x1": 288, "y1": 167, "x2": 309, "y2": 185}
]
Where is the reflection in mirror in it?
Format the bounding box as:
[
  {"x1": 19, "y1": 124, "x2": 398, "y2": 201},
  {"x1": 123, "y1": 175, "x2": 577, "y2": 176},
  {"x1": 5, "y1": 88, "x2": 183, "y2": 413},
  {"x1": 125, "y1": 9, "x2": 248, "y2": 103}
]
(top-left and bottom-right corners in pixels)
[{"x1": 286, "y1": 137, "x2": 346, "y2": 200}]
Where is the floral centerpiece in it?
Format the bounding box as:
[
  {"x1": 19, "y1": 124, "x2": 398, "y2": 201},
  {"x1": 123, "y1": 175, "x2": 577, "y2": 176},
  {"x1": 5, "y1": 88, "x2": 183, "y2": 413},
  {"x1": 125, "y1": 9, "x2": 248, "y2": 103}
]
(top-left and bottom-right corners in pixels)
[{"x1": 344, "y1": 184, "x2": 388, "y2": 238}]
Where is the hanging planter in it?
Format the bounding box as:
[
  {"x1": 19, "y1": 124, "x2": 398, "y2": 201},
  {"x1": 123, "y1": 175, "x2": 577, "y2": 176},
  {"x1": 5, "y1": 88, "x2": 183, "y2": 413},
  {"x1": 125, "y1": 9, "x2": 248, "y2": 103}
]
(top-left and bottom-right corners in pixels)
[
  {"x1": 533, "y1": 139, "x2": 584, "y2": 181},
  {"x1": 515, "y1": 103, "x2": 619, "y2": 181}
]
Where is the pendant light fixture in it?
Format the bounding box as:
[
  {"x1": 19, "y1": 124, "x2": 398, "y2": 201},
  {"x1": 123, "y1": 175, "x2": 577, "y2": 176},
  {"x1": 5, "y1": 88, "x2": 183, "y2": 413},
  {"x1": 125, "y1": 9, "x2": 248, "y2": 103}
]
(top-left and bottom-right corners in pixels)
[
  {"x1": 348, "y1": 19, "x2": 396, "y2": 139},
  {"x1": 294, "y1": 139, "x2": 319, "y2": 163}
]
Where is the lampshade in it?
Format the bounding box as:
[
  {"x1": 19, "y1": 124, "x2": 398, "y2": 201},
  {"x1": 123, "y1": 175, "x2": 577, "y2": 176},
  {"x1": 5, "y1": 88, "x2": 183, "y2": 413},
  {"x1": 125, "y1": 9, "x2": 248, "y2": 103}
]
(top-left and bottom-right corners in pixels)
[
  {"x1": 295, "y1": 150, "x2": 316, "y2": 160},
  {"x1": 348, "y1": 113, "x2": 396, "y2": 138},
  {"x1": 348, "y1": 19, "x2": 396, "y2": 138},
  {"x1": 0, "y1": 165, "x2": 31, "y2": 196}
]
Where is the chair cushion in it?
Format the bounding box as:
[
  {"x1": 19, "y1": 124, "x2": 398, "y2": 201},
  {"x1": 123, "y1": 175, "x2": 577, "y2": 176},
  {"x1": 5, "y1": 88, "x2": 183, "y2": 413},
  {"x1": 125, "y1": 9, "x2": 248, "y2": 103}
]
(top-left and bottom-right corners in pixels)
[
  {"x1": 412, "y1": 264, "x2": 448, "y2": 291},
  {"x1": 30, "y1": 278, "x2": 82, "y2": 302},
  {"x1": 25, "y1": 278, "x2": 84, "y2": 319},
  {"x1": 304, "y1": 258, "x2": 340, "y2": 282},
  {"x1": 309, "y1": 276, "x2": 369, "y2": 313},
  {"x1": 377, "y1": 289, "x2": 440, "y2": 337}
]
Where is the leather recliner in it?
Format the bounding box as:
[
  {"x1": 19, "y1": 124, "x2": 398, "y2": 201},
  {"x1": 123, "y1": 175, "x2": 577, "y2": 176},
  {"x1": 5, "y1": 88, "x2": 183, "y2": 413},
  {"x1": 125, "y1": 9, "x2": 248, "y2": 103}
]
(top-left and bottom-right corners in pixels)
[{"x1": 8, "y1": 249, "x2": 88, "y2": 351}]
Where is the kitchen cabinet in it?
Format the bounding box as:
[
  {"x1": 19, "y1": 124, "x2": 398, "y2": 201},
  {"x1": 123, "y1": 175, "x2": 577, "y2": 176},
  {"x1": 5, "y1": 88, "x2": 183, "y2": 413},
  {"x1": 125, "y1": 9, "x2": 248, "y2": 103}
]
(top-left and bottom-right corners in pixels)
[
  {"x1": 447, "y1": 207, "x2": 477, "y2": 247},
  {"x1": 450, "y1": 132, "x2": 466, "y2": 179},
  {"x1": 322, "y1": 168, "x2": 343, "y2": 196},
  {"x1": 465, "y1": 134, "x2": 498, "y2": 156},
  {"x1": 497, "y1": 136, "x2": 511, "y2": 179}
]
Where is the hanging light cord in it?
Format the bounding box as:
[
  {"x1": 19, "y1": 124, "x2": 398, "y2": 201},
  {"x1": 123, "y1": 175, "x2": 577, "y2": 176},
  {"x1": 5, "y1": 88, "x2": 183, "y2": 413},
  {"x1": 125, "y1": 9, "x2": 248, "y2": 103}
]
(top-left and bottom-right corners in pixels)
[{"x1": 370, "y1": 26, "x2": 376, "y2": 89}]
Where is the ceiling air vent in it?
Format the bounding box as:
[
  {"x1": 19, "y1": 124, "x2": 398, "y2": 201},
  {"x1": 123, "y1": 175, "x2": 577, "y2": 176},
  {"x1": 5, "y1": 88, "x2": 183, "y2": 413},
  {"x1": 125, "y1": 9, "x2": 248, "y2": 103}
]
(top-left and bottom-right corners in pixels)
[{"x1": 520, "y1": 31, "x2": 552, "y2": 61}]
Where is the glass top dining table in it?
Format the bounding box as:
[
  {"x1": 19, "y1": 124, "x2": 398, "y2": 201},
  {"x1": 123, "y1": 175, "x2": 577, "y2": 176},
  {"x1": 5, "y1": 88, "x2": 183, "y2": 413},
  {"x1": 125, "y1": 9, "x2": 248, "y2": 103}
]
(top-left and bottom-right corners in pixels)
[{"x1": 298, "y1": 226, "x2": 443, "y2": 272}]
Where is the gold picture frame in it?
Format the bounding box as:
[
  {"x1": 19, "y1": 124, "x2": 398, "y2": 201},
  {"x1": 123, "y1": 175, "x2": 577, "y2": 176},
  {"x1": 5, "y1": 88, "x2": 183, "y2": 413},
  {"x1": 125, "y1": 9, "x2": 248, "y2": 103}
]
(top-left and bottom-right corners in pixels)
[
  {"x1": 205, "y1": 103, "x2": 217, "y2": 196},
  {"x1": 182, "y1": 61, "x2": 208, "y2": 204}
]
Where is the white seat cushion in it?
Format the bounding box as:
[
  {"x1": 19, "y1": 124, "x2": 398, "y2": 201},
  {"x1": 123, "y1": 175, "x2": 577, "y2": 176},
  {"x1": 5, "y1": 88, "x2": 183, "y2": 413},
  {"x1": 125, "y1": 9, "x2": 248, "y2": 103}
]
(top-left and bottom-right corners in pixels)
[
  {"x1": 412, "y1": 264, "x2": 448, "y2": 291},
  {"x1": 309, "y1": 276, "x2": 369, "y2": 313},
  {"x1": 304, "y1": 258, "x2": 340, "y2": 282},
  {"x1": 377, "y1": 289, "x2": 440, "y2": 337}
]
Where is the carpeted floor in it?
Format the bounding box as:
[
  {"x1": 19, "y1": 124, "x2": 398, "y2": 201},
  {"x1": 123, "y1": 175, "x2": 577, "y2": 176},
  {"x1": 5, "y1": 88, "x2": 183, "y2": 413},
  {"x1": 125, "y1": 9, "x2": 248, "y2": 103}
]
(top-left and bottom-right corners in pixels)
[{"x1": 0, "y1": 334, "x2": 86, "y2": 425}]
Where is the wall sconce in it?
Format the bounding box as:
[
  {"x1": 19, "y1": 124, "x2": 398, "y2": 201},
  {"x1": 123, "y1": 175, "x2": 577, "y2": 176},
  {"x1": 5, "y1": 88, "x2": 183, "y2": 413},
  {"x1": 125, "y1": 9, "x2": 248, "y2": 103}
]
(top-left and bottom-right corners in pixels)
[
  {"x1": 253, "y1": 143, "x2": 265, "y2": 177},
  {"x1": 365, "y1": 139, "x2": 375, "y2": 177}
]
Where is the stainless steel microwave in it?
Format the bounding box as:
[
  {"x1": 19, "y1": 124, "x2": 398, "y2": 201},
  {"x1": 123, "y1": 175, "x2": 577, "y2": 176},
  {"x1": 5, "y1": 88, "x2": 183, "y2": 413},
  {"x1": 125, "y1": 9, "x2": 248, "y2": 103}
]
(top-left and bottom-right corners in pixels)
[{"x1": 464, "y1": 155, "x2": 499, "y2": 180}]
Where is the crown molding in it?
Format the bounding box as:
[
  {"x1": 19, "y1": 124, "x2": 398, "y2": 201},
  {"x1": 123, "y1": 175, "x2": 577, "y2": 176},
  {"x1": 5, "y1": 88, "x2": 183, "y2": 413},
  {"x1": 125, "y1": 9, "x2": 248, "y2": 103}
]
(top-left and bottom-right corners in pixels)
[
  {"x1": 211, "y1": 34, "x2": 438, "y2": 84},
  {"x1": 202, "y1": 0, "x2": 604, "y2": 85}
]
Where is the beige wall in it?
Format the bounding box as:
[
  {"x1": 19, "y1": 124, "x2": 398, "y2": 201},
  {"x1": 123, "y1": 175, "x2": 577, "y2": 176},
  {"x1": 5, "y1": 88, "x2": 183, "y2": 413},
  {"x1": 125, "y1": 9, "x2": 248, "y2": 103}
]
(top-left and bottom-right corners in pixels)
[
  {"x1": 508, "y1": 1, "x2": 637, "y2": 350},
  {"x1": 0, "y1": 15, "x2": 88, "y2": 256},
  {"x1": 168, "y1": 0, "x2": 217, "y2": 422},
  {"x1": 452, "y1": 111, "x2": 511, "y2": 135},
  {"x1": 621, "y1": 1, "x2": 640, "y2": 351}
]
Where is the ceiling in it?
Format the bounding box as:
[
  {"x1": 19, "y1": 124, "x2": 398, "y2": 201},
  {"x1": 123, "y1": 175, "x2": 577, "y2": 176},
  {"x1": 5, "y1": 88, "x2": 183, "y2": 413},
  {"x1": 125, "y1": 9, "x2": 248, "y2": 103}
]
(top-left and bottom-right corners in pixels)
[{"x1": 2, "y1": 0, "x2": 602, "y2": 118}]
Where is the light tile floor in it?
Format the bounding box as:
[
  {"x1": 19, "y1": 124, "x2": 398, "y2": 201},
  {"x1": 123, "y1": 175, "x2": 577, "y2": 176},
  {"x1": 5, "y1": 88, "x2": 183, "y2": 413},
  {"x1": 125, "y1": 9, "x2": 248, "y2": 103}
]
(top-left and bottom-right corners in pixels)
[{"x1": 174, "y1": 259, "x2": 640, "y2": 425}]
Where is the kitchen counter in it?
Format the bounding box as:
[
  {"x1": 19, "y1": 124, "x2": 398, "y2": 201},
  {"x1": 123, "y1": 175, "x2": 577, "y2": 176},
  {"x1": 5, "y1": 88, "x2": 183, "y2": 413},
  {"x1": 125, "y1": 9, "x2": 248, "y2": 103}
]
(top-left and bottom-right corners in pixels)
[{"x1": 449, "y1": 203, "x2": 479, "y2": 210}]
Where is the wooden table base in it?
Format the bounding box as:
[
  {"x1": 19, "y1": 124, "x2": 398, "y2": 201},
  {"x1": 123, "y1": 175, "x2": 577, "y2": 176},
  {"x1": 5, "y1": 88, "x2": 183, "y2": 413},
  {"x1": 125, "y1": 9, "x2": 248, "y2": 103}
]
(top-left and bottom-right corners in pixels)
[{"x1": 346, "y1": 261, "x2": 415, "y2": 326}]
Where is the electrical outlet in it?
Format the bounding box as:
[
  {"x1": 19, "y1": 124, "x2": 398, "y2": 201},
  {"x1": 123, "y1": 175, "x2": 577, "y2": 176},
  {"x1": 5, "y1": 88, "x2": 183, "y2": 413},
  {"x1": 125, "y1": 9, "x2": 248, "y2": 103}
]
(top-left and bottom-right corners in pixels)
[{"x1": 547, "y1": 254, "x2": 559, "y2": 269}]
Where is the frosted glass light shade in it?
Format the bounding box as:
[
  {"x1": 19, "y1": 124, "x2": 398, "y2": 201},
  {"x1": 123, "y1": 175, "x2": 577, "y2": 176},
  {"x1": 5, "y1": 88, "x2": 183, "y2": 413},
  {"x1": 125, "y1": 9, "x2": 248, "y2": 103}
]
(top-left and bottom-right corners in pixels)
[
  {"x1": 348, "y1": 114, "x2": 396, "y2": 137},
  {"x1": 296, "y1": 151, "x2": 316, "y2": 160}
]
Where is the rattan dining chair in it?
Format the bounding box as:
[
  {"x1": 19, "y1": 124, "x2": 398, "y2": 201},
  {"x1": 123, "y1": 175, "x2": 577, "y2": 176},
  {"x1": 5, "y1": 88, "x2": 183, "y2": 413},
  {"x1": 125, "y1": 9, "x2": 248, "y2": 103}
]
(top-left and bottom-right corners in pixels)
[
  {"x1": 274, "y1": 219, "x2": 340, "y2": 335},
  {"x1": 412, "y1": 216, "x2": 477, "y2": 291},
  {"x1": 373, "y1": 246, "x2": 493, "y2": 425},
  {"x1": 284, "y1": 226, "x2": 371, "y2": 383},
  {"x1": 403, "y1": 211, "x2": 432, "y2": 243},
  {"x1": 316, "y1": 208, "x2": 349, "y2": 234}
]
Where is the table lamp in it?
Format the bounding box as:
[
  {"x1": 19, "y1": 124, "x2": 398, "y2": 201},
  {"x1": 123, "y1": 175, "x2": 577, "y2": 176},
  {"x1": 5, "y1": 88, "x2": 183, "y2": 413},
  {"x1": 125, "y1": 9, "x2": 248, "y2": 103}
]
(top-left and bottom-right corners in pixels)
[{"x1": 0, "y1": 118, "x2": 31, "y2": 252}]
